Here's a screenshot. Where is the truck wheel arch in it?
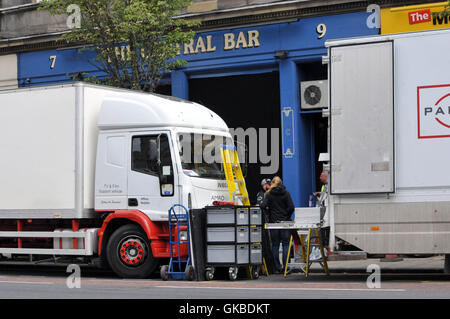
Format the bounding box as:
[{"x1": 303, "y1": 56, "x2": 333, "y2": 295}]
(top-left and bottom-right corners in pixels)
[{"x1": 98, "y1": 210, "x2": 161, "y2": 257}]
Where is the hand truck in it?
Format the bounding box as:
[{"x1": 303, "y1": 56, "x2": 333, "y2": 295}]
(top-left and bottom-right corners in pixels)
[{"x1": 160, "y1": 204, "x2": 195, "y2": 281}]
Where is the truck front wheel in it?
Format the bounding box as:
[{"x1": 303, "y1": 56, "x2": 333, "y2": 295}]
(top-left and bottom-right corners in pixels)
[{"x1": 106, "y1": 224, "x2": 157, "y2": 278}]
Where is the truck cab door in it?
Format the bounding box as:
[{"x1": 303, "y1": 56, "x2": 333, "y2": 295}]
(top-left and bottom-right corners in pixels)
[{"x1": 127, "y1": 132, "x2": 178, "y2": 220}]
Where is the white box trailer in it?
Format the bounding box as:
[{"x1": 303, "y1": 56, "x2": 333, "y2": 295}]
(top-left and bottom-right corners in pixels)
[
  {"x1": 325, "y1": 29, "x2": 450, "y2": 254},
  {"x1": 0, "y1": 84, "x2": 105, "y2": 219}
]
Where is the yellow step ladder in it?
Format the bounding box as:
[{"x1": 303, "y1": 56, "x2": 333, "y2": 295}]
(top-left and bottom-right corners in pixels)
[
  {"x1": 284, "y1": 228, "x2": 329, "y2": 277},
  {"x1": 220, "y1": 144, "x2": 250, "y2": 206}
]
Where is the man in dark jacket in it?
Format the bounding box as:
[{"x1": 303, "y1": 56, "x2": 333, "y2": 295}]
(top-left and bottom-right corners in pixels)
[
  {"x1": 256, "y1": 178, "x2": 271, "y2": 206},
  {"x1": 260, "y1": 176, "x2": 295, "y2": 273},
  {"x1": 255, "y1": 178, "x2": 276, "y2": 273}
]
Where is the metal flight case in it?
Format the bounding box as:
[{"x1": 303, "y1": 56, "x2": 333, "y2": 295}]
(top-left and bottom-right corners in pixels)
[{"x1": 204, "y1": 205, "x2": 263, "y2": 281}]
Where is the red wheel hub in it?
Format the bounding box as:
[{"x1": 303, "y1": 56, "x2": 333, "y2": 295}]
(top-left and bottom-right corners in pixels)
[{"x1": 119, "y1": 239, "x2": 145, "y2": 266}]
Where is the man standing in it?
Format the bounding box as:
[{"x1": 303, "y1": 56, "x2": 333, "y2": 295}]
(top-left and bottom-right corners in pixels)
[
  {"x1": 314, "y1": 171, "x2": 329, "y2": 207},
  {"x1": 256, "y1": 178, "x2": 276, "y2": 273},
  {"x1": 256, "y1": 178, "x2": 271, "y2": 206},
  {"x1": 314, "y1": 170, "x2": 330, "y2": 248}
]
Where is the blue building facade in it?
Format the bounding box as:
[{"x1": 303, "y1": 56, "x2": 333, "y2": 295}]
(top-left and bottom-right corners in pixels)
[{"x1": 18, "y1": 11, "x2": 378, "y2": 207}]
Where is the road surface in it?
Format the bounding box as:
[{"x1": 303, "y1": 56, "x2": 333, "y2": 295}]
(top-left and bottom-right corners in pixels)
[{"x1": 0, "y1": 256, "x2": 448, "y2": 300}]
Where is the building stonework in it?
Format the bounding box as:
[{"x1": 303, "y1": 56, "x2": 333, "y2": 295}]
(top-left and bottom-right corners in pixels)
[
  {"x1": 0, "y1": 1, "x2": 443, "y2": 52},
  {"x1": 0, "y1": 5, "x2": 66, "y2": 40},
  {"x1": 0, "y1": 0, "x2": 33, "y2": 9}
]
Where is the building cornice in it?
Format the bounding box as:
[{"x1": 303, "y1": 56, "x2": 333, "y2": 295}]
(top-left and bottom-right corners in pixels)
[
  {"x1": 0, "y1": 3, "x2": 39, "y2": 14},
  {"x1": 0, "y1": 0, "x2": 441, "y2": 55}
]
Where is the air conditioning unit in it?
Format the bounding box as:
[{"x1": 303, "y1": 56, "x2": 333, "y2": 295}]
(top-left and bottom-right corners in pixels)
[{"x1": 300, "y1": 80, "x2": 328, "y2": 110}]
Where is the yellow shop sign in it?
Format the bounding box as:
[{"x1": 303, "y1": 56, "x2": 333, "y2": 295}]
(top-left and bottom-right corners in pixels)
[{"x1": 381, "y1": 2, "x2": 450, "y2": 34}]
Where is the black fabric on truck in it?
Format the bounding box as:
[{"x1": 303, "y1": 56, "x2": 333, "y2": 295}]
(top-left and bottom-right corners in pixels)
[{"x1": 189, "y1": 208, "x2": 206, "y2": 281}]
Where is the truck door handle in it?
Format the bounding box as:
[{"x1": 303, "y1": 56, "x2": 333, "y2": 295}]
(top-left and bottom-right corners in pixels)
[{"x1": 128, "y1": 198, "x2": 138, "y2": 207}]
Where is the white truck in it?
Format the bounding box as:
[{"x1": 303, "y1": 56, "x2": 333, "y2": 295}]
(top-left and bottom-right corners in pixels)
[
  {"x1": 324, "y1": 29, "x2": 450, "y2": 260},
  {"x1": 0, "y1": 83, "x2": 235, "y2": 278}
]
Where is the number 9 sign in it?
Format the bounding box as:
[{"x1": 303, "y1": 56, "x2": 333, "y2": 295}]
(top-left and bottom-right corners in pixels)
[{"x1": 316, "y1": 23, "x2": 327, "y2": 39}]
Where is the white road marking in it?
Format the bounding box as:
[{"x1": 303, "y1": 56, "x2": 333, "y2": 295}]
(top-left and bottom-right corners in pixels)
[
  {"x1": 0, "y1": 280, "x2": 54, "y2": 285},
  {"x1": 155, "y1": 285, "x2": 405, "y2": 292}
]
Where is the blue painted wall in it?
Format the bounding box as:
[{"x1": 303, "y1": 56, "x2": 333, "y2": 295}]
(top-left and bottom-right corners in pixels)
[
  {"x1": 17, "y1": 11, "x2": 378, "y2": 207},
  {"x1": 176, "y1": 11, "x2": 377, "y2": 76},
  {"x1": 18, "y1": 47, "x2": 99, "y2": 86}
]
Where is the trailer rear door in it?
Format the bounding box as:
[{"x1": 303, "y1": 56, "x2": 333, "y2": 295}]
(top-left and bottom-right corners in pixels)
[{"x1": 330, "y1": 41, "x2": 394, "y2": 194}]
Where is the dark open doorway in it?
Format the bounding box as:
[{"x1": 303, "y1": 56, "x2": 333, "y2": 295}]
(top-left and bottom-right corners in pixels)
[
  {"x1": 313, "y1": 116, "x2": 328, "y2": 192},
  {"x1": 189, "y1": 72, "x2": 281, "y2": 203}
]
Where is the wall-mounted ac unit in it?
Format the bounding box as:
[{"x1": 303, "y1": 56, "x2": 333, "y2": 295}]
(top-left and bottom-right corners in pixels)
[{"x1": 300, "y1": 80, "x2": 328, "y2": 110}]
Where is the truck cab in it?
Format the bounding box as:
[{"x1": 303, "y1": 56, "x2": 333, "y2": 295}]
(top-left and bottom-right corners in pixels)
[{"x1": 94, "y1": 91, "x2": 234, "y2": 219}]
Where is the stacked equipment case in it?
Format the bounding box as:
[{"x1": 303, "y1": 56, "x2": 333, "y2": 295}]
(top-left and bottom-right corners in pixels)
[{"x1": 205, "y1": 206, "x2": 263, "y2": 280}]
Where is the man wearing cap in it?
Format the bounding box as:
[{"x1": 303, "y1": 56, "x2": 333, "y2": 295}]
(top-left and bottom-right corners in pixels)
[
  {"x1": 256, "y1": 178, "x2": 271, "y2": 206},
  {"x1": 256, "y1": 178, "x2": 276, "y2": 273}
]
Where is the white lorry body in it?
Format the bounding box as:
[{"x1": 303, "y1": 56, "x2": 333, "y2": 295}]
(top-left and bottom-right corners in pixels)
[{"x1": 326, "y1": 29, "x2": 450, "y2": 254}]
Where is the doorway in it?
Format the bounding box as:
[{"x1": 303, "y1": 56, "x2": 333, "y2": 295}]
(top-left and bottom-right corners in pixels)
[{"x1": 189, "y1": 72, "x2": 281, "y2": 203}]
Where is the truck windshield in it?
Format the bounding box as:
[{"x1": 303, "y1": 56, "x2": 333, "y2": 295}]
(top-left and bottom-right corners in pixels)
[{"x1": 177, "y1": 133, "x2": 234, "y2": 179}]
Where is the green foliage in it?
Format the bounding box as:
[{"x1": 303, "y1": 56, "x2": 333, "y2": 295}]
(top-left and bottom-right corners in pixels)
[
  {"x1": 435, "y1": 1, "x2": 450, "y2": 18},
  {"x1": 40, "y1": 0, "x2": 198, "y2": 92}
]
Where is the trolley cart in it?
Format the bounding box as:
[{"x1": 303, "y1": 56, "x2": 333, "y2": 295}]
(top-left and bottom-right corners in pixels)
[{"x1": 160, "y1": 204, "x2": 195, "y2": 281}]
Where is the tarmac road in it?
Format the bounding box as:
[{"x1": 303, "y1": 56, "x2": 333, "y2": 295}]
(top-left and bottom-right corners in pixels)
[{"x1": 0, "y1": 256, "x2": 449, "y2": 300}]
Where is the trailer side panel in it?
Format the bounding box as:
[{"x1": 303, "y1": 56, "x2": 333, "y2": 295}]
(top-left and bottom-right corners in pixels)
[{"x1": 0, "y1": 86, "x2": 77, "y2": 215}]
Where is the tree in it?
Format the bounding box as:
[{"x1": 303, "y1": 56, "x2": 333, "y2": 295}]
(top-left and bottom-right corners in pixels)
[{"x1": 40, "y1": 0, "x2": 198, "y2": 92}]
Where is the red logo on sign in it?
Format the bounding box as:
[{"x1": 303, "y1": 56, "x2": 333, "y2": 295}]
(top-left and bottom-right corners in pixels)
[
  {"x1": 417, "y1": 84, "x2": 450, "y2": 139},
  {"x1": 433, "y1": 93, "x2": 450, "y2": 128},
  {"x1": 408, "y1": 9, "x2": 432, "y2": 25}
]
